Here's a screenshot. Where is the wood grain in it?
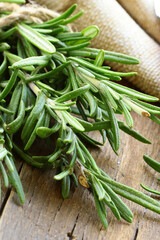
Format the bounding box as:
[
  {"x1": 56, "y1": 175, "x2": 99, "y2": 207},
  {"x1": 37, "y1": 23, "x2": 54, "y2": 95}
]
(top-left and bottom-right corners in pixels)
[{"x1": 0, "y1": 112, "x2": 160, "y2": 240}]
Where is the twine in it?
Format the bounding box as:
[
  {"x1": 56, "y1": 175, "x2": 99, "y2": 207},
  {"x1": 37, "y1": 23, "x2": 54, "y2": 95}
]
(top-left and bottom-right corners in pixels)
[{"x1": 0, "y1": 3, "x2": 60, "y2": 28}]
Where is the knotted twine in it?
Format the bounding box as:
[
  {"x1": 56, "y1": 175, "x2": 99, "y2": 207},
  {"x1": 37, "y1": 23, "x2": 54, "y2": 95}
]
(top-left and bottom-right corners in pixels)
[{"x1": 0, "y1": 3, "x2": 60, "y2": 27}]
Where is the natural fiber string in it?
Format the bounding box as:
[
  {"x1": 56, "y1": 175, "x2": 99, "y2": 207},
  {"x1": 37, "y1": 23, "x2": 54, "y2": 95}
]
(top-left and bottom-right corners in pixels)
[{"x1": 0, "y1": 3, "x2": 60, "y2": 27}]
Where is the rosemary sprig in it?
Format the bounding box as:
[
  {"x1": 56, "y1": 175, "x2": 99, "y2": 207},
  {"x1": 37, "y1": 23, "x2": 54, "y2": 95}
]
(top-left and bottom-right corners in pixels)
[{"x1": 0, "y1": 2, "x2": 160, "y2": 229}]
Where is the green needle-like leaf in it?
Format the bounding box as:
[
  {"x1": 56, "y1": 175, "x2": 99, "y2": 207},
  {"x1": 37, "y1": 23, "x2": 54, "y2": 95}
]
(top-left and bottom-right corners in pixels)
[
  {"x1": 5, "y1": 51, "x2": 35, "y2": 71},
  {"x1": 17, "y1": 23, "x2": 56, "y2": 54},
  {"x1": 4, "y1": 100, "x2": 25, "y2": 134},
  {"x1": 12, "y1": 56, "x2": 51, "y2": 69},
  {"x1": 91, "y1": 175, "x2": 106, "y2": 201},
  {"x1": 54, "y1": 168, "x2": 71, "y2": 180},
  {"x1": 92, "y1": 187, "x2": 108, "y2": 229},
  {"x1": 62, "y1": 174, "x2": 70, "y2": 199},
  {"x1": 0, "y1": 69, "x2": 18, "y2": 101},
  {"x1": 0, "y1": 0, "x2": 25, "y2": 3},
  {"x1": 62, "y1": 111, "x2": 85, "y2": 131},
  {"x1": 101, "y1": 95, "x2": 120, "y2": 151},
  {"x1": 82, "y1": 25, "x2": 99, "y2": 40},
  {"x1": 143, "y1": 155, "x2": 160, "y2": 173},
  {"x1": 55, "y1": 84, "x2": 90, "y2": 103},
  {"x1": 141, "y1": 184, "x2": 160, "y2": 196},
  {"x1": 69, "y1": 57, "x2": 137, "y2": 77}
]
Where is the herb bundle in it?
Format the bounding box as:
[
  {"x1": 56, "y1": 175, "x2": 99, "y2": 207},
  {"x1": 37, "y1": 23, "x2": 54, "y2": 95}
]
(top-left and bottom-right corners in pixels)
[{"x1": 0, "y1": 1, "x2": 160, "y2": 229}]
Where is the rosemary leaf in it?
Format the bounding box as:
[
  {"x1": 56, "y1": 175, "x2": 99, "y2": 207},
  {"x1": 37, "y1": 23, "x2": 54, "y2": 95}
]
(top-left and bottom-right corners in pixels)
[
  {"x1": 143, "y1": 155, "x2": 160, "y2": 173},
  {"x1": 17, "y1": 23, "x2": 56, "y2": 54}
]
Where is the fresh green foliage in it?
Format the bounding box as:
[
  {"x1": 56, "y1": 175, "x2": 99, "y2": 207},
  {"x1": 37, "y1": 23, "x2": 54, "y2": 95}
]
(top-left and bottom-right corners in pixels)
[
  {"x1": 141, "y1": 183, "x2": 160, "y2": 196},
  {"x1": 143, "y1": 155, "x2": 160, "y2": 173},
  {"x1": 141, "y1": 155, "x2": 160, "y2": 196},
  {"x1": 0, "y1": 0, "x2": 25, "y2": 3},
  {"x1": 0, "y1": 2, "x2": 160, "y2": 229}
]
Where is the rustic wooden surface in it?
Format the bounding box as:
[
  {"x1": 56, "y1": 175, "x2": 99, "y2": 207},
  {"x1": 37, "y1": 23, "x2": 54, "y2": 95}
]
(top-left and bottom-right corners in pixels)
[{"x1": 0, "y1": 112, "x2": 160, "y2": 240}]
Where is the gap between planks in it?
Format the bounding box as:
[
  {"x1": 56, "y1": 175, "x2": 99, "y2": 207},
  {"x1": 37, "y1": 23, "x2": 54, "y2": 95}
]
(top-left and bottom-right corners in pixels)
[{"x1": 0, "y1": 113, "x2": 160, "y2": 240}]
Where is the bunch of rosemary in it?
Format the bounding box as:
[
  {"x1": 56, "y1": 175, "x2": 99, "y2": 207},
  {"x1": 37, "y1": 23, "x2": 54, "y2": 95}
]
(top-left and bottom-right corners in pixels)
[{"x1": 0, "y1": 1, "x2": 160, "y2": 229}]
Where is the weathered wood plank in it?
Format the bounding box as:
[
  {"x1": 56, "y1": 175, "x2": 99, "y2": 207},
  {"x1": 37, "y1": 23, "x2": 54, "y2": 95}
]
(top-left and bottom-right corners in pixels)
[{"x1": 0, "y1": 112, "x2": 160, "y2": 240}]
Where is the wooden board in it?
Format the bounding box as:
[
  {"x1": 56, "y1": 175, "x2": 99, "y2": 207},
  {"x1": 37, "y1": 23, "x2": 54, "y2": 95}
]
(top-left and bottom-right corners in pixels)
[{"x1": 0, "y1": 112, "x2": 160, "y2": 240}]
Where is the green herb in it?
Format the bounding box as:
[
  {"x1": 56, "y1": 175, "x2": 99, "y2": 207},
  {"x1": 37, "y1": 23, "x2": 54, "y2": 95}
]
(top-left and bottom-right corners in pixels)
[
  {"x1": 141, "y1": 155, "x2": 160, "y2": 196},
  {"x1": 0, "y1": 0, "x2": 25, "y2": 3},
  {"x1": 140, "y1": 184, "x2": 160, "y2": 196},
  {"x1": 17, "y1": 23, "x2": 56, "y2": 54},
  {"x1": 143, "y1": 155, "x2": 160, "y2": 173},
  {"x1": 0, "y1": 2, "x2": 160, "y2": 230}
]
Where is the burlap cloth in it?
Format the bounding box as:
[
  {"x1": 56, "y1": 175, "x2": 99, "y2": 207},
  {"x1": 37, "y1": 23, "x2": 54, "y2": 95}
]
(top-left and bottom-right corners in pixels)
[{"x1": 33, "y1": 0, "x2": 160, "y2": 99}]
